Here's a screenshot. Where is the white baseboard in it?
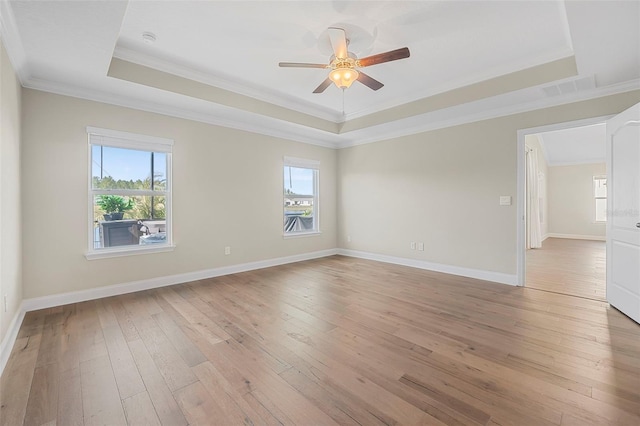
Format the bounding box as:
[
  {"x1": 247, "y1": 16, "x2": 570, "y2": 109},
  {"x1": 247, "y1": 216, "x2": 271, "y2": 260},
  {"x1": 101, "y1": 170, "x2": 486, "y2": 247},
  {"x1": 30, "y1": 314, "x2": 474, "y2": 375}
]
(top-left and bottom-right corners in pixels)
[
  {"x1": 3, "y1": 246, "x2": 514, "y2": 376},
  {"x1": 22, "y1": 248, "x2": 338, "y2": 313},
  {"x1": 337, "y1": 249, "x2": 518, "y2": 286},
  {"x1": 542, "y1": 233, "x2": 550, "y2": 242},
  {"x1": 0, "y1": 302, "x2": 26, "y2": 377},
  {"x1": 0, "y1": 248, "x2": 336, "y2": 377},
  {"x1": 546, "y1": 233, "x2": 606, "y2": 241}
]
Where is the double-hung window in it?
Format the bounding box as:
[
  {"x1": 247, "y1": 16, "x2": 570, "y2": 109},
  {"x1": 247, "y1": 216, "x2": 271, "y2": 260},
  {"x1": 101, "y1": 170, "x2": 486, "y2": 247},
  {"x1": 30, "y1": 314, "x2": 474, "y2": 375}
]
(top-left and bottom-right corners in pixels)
[
  {"x1": 594, "y1": 176, "x2": 607, "y2": 223},
  {"x1": 87, "y1": 127, "x2": 173, "y2": 259},
  {"x1": 283, "y1": 156, "x2": 319, "y2": 236}
]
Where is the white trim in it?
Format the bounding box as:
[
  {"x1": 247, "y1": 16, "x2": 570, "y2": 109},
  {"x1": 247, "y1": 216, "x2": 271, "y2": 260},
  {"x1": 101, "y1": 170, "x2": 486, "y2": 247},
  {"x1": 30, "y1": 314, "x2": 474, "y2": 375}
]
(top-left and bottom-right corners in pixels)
[
  {"x1": 283, "y1": 231, "x2": 322, "y2": 239},
  {"x1": 15, "y1": 70, "x2": 638, "y2": 152},
  {"x1": 517, "y1": 130, "x2": 526, "y2": 286},
  {"x1": 22, "y1": 249, "x2": 338, "y2": 312},
  {"x1": 119, "y1": 46, "x2": 576, "y2": 124},
  {"x1": 113, "y1": 46, "x2": 342, "y2": 123},
  {"x1": 283, "y1": 160, "x2": 320, "y2": 235},
  {"x1": 87, "y1": 126, "x2": 174, "y2": 146},
  {"x1": 85, "y1": 244, "x2": 176, "y2": 260},
  {"x1": 516, "y1": 114, "x2": 613, "y2": 286},
  {"x1": 343, "y1": 50, "x2": 577, "y2": 121},
  {"x1": 87, "y1": 126, "x2": 174, "y2": 151},
  {"x1": 88, "y1": 128, "x2": 174, "y2": 256},
  {"x1": 0, "y1": 302, "x2": 26, "y2": 377},
  {"x1": 4, "y1": 245, "x2": 523, "y2": 375},
  {"x1": 283, "y1": 156, "x2": 320, "y2": 169},
  {"x1": 337, "y1": 81, "x2": 639, "y2": 149},
  {"x1": 91, "y1": 189, "x2": 168, "y2": 197},
  {"x1": 546, "y1": 233, "x2": 606, "y2": 241},
  {"x1": 337, "y1": 249, "x2": 517, "y2": 286},
  {"x1": 24, "y1": 77, "x2": 341, "y2": 149}
]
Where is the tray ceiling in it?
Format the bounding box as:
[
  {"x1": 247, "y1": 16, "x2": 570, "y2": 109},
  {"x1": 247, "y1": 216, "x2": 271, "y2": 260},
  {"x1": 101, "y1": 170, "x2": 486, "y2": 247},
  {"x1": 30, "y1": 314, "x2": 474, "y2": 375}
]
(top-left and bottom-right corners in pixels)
[{"x1": 3, "y1": 1, "x2": 639, "y2": 147}]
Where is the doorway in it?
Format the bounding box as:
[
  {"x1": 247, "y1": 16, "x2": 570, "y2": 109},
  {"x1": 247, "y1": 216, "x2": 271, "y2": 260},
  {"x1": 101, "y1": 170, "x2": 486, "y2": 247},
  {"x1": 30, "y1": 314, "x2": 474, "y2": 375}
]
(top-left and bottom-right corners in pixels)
[{"x1": 517, "y1": 116, "x2": 611, "y2": 300}]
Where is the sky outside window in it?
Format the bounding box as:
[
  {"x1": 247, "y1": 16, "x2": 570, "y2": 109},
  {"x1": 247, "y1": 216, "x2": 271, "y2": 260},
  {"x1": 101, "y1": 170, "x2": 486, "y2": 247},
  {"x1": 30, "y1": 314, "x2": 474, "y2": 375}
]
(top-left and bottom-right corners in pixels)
[
  {"x1": 284, "y1": 166, "x2": 313, "y2": 195},
  {"x1": 92, "y1": 145, "x2": 166, "y2": 186}
]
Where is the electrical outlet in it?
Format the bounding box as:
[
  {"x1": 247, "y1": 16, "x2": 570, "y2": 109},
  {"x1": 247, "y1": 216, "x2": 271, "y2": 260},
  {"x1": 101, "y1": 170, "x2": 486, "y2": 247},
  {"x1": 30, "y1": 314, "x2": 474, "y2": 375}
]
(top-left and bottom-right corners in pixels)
[
  {"x1": 224, "y1": 246, "x2": 231, "y2": 255},
  {"x1": 410, "y1": 242, "x2": 416, "y2": 250},
  {"x1": 418, "y1": 242, "x2": 425, "y2": 251},
  {"x1": 3, "y1": 295, "x2": 7, "y2": 313},
  {"x1": 347, "y1": 235, "x2": 351, "y2": 243}
]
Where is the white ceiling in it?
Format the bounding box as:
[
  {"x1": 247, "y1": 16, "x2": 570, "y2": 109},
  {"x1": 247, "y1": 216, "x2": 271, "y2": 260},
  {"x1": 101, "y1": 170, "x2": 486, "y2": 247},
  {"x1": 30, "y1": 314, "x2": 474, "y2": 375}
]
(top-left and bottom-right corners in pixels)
[
  {"x1": 537, "y1": 123, "x2": 607, "y2": 166},
  {"x1": 2, "y1": 1, "x2": 639, "y2": 147}
]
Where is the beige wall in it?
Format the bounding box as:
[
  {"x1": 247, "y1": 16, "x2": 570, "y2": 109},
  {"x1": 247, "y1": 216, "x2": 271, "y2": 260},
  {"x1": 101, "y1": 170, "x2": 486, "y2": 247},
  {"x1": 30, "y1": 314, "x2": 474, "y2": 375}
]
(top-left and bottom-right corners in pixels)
[
  {"x1": 13, "y1": 80, "x2": 640, "y2": 299},
  {"x1": 548, "y1": 163, "x2": 607, "y2": 238},
  {"x1": 338, "y1": 91, "x2": 639, "y2": 275},
  {"x1": 0, "y1": 40, "x2": 23, "y2": 342},
  {"x1": 525, "y1": 134, "x2": 549, "y2": 238},
  {"x1": 21, "y1": 89, "x2": 337, "y2": 299}
]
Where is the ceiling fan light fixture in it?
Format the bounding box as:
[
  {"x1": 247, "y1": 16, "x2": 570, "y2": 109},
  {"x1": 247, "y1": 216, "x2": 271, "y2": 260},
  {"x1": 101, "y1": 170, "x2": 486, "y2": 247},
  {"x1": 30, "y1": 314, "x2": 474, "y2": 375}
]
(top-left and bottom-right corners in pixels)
[
  {"x1": 330, "y1": 67, "x2": 359, "y2": 89},
  {"x1": 278, "y1": 27, "x2": 409, "y2": 93}
]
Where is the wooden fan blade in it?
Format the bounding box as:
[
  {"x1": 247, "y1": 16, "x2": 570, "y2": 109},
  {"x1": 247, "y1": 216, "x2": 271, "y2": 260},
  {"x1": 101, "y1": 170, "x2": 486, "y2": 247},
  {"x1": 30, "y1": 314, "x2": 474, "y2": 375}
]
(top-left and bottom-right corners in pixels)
[
  {"x1": 313, "y1": 77, "x2": 333, "y2": 93},
  {"x1": 357, "y1": 71, "x2": 384, "y2": 91},
  {"x1": 358, "y1": 47, "x2": 410, "y2": 67},
  {"x1": 328, "y1": 27, "x2": 348, "y2": 59},
  {"x1": 279, "y1": 62, "x2": 328, "y2": 68}
]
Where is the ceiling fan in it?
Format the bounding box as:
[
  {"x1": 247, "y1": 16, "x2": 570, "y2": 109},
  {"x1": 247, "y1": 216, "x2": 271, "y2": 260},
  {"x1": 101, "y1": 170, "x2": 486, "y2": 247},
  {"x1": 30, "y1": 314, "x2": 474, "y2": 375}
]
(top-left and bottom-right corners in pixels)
[{"x1": 279, "y1": 27, "x2": 410, "y2": 93}]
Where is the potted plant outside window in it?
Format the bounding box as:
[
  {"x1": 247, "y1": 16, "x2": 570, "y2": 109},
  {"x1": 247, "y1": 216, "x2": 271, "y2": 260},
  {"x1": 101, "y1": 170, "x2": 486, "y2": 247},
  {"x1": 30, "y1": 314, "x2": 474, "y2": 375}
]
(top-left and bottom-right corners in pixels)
[{"x1": 97, "y1": 195, "x2": 133, "y2": 221}]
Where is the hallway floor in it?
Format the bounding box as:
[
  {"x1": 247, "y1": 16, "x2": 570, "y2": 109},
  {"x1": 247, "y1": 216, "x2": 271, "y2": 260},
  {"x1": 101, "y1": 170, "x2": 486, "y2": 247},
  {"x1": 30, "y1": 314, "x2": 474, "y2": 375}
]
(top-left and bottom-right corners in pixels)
[{"x1": 526, "y1": 237, "x2": 606, "y2": 300}]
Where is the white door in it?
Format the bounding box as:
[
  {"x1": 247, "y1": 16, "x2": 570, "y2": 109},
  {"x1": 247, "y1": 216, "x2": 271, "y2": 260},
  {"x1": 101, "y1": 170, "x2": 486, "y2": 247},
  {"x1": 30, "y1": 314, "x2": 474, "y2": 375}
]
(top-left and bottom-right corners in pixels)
[{"x1": 606, "y1": 102, "x2": 640, "y2": 324}]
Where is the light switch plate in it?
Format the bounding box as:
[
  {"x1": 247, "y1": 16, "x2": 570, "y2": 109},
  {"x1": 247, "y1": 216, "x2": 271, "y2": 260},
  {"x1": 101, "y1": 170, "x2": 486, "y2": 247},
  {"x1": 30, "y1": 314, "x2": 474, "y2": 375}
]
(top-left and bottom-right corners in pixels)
[{"x1": 499, "y1": 196, "x2": 512, "y2": 206}]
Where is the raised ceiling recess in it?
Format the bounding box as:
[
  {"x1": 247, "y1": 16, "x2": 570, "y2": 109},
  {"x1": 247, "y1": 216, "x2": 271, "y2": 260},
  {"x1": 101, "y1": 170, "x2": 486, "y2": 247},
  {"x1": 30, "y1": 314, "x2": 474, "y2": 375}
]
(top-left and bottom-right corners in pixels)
[{"x1": 3, "y1": 0, "x2": 639, "y2": 147}]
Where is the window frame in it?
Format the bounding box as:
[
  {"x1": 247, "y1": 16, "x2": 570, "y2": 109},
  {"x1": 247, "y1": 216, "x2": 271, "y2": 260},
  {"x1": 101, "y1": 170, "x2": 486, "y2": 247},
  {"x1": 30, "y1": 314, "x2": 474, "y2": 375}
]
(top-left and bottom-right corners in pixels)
[
  {"x1": 593, "y1": 175, "x2": 607, "y2": 223},
  {"x1": 283, "y1": 156, "x2": 320, "y2": 238},
  {"x1": 86, "y1": 127, "x2": 174, "y2": 260}
]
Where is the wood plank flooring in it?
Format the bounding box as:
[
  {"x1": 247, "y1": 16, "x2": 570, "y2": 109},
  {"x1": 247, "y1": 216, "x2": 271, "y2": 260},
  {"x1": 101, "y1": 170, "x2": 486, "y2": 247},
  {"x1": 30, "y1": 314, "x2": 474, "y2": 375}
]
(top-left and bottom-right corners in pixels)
[
  {"x1": 2, "y1": 255, "x2": 639, "y2": 425},
  {"x1": 526, "y1": 237, "x2": 606, "y2": 301}
]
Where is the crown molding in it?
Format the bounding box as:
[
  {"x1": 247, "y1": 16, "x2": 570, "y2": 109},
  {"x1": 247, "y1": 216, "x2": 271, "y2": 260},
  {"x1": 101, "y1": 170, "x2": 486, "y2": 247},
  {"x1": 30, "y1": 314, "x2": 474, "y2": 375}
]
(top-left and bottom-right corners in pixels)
[
  {"x1": 10, "y1": 26, "x2": 637, "y2": 153},
  {"x1": 21, "y1": 74, "x2": 639, "y2": 151},
  {"x1": 114, "y1": 45, "x2": 576, "y2": 126},
  {"x1": 0, "y1": 0, "x2": 28, "y2": 83},
  {"x1": 342, "y1": 49, "x2": 577, "y2": 121},
  {"x1": 113, "y1": 46, "x2": 343, "y2": 123},
  {"x1": 335, "y1": 79, "x2": 640, "y2": 148},
  {"x1": 23, "y1": 76, "x2": 341, "y2": 149}
]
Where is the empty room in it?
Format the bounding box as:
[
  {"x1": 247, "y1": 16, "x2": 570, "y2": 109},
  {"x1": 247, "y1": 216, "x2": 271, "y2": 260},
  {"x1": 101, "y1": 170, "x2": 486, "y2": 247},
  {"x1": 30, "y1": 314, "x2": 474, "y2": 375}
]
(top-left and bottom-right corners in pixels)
[
  {"x1": 524, "y1": 125, "x2": 608, "y2": 301},
  {"x1": 1, "y1": 1, "x2": 639, "y2": 425}
]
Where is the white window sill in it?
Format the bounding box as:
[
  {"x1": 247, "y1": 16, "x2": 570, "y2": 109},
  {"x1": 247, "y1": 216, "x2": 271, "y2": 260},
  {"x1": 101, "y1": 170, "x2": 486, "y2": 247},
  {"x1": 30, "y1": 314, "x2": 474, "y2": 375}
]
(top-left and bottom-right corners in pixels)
[
  {"x1": 283, "y1": 231, "x2": 322, "y2": 239},
  {"x1": 85, "y1": 244, "x2": 175, "y2": 260}
]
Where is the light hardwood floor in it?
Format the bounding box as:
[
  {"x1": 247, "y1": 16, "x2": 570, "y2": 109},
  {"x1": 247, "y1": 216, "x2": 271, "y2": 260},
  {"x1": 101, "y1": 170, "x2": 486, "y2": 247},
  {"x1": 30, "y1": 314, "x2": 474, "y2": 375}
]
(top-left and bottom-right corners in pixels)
[
  {"x1": 1, "y1": 256, "x2": 639, "y2": 425},
  {"x1": 526, "y1": 237, "x2": 606, "y2": 301}
]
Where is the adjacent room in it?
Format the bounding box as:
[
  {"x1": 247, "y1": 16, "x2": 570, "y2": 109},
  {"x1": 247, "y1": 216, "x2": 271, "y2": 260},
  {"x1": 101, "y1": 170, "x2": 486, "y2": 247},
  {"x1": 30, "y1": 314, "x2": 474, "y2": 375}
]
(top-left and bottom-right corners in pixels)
[
  {"x1": 525, "y1": 124, "x2": 608, "y2": 301},
  {"x1": 1, "y1": 1, "x2": 639, "y2": 425}
]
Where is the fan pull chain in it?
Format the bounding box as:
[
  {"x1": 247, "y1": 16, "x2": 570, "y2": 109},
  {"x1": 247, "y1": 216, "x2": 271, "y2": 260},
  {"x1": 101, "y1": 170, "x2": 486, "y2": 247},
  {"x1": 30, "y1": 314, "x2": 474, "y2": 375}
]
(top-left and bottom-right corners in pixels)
[{"x1": 342, "y1": 88, "x2": 345, "y2": 117}]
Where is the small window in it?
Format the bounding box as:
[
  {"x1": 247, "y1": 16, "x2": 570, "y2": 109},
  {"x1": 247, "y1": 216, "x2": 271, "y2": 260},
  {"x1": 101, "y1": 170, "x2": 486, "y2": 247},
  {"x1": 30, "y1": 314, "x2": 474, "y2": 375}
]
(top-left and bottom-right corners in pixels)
[
  {"x1": 594, "y1": 176, "x2": 607, "y2": 222},
  {"x1": 283, "y1": 157, "x2": 319, "y2": 236},
  {"x1": 87, "y1": 127, "x2": 173, "y2": 259}
]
